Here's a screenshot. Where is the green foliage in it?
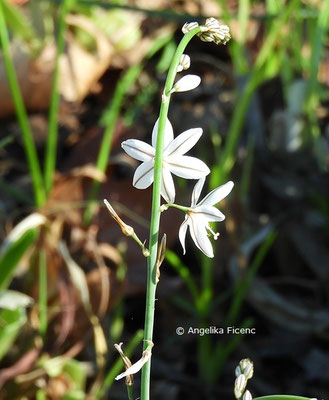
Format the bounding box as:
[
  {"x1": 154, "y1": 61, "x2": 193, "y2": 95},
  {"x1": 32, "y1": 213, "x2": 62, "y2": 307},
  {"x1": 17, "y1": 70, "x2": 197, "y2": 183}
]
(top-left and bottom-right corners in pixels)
[
  {"x1": 1, "y1": 0, "x2": 38, "y2": 46},
  {"x1": 0, "y1": 307, "x2": 27, "y2": 361},
  {"x1": 0, "y1": 228, "x2": 38, "y2": 290}
]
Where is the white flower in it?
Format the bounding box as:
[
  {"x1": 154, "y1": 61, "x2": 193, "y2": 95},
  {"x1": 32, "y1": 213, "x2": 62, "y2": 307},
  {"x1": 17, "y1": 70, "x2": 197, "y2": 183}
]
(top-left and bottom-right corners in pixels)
[
  {"x1": 121, "y1": 118, "x2": 210, "y2": 203},
  {"x1": 179, "y1": 178, "x2": 234, "y2": 258}
]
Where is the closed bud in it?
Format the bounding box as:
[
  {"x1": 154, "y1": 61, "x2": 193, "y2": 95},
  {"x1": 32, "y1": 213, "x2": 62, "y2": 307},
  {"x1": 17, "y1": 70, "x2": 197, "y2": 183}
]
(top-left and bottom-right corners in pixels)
[
  {"x1": 234, "y1": 374, "x2": 247, "y2": 399},
  {"x1": 243, "y1": 390, "x2": 252, "y2": 400},
  {"x1": 239, "y1": 358, "x2": 254, "y2": 380},
  {"x1": 182, "y1": 21, "x2": 199, "y2": 34},
  {"x1": 205, "y1": 17, "x2": 221, "y2": 30},
  {"x1": 235, "y1": 365, "x2": 242, "y2": 377},
  {"x1": 197, "y1": 17, "x2": 231, "y2": 45},
  {"x1": 177, "y1": 54, "x2": 191, "y2": 72},
  {"x1": 171, "y1": 74, "x2": 201, "y2": 93},
  {"x1": 243, "y1": 363, "x2": 254, "y2": 380}
]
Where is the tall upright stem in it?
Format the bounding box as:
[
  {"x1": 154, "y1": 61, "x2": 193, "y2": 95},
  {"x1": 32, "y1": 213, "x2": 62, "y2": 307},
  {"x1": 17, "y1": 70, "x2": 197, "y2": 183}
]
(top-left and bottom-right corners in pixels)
[
  {"x1": 0, "y1": 1, "x2": 46, "y2": 206},
  {"x1": 140, "y1": 27, "x2": 201, "y2": 400}
]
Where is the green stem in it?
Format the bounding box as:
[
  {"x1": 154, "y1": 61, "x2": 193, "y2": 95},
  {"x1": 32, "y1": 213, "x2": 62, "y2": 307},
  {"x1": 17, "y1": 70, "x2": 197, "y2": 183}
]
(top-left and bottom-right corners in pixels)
[
  {"x1": 38, "y1": 249, "x2": 47, "y2": 339},
  {"x1": 44, "y1": 0, "x2": 72, "y2": 194},
  {"x1": 127, "y1": 385, "x2": 134, "y2": 400},
  {"x1": 0, "y1": 0, "x2": 46, "y2": 206},
  {"x1": 163, "y1": 203, "x2": 189, "y2": 213},
  {"x1": 140, "y1": 26, "x2": 201, "y2": 400}
]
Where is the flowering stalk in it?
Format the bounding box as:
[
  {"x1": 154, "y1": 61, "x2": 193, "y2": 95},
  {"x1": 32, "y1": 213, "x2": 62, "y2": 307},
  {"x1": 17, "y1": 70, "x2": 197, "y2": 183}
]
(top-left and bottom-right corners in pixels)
[{"x1": 140, "y1": 26, "x2": 201, "y2": 400}]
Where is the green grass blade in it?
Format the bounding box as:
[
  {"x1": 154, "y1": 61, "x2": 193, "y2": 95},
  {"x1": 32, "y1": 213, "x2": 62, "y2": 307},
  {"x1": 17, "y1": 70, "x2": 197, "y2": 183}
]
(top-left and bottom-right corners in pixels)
[
  {"x1": 165, "y1": 249, "x2": 199, "y2": 305},
  {"x1": 0, "y1": 0, "x2": 46, "y2": 206},
  {"x1": 304, "y1": 0, "x2": 329, "y2": 139},
  {"x1": 0, "y1": 307, "x2": 27, "y2": 361},
  {"x1": 0, "y1": 179, "x2": 34, "y2": 204},
  {"x1": 218, "y1": 0, "x2": 300, "y2": 184},
  {"x1": 1, "y1": 0, "x2": 37, "y2": 44},
  {"x1": 225, "y1": 231, "x2": 277, "y2": 327},
  {"x1": 209, "y1": 318, "x2": 253, "y2": 382},
  {"x1": 44, "y1": 0, "x2": 73, "y2": 194},
  {"x1": 0, "y1": 228, "x2": 39, "y2": 290},
  {"x1": 83, "y1": 64, "x2": 142, "y2": 225}
]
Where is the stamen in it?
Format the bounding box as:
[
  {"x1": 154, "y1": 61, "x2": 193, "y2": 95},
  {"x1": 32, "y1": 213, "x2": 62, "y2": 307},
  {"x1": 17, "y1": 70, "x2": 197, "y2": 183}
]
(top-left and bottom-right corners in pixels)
[{"x1": 207, "y1": 224, "x2": 219, "y2": 240}]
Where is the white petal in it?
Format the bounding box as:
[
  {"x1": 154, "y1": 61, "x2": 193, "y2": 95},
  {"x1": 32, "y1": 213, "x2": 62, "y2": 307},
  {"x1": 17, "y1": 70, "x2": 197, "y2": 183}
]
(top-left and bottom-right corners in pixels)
[
  {"x1": 191, "y1": 178, "x2": 205, "y2": 207},
  {"x1": 167, "y1": 156, "x2": 210, "y2": 179},
  {"x1": 192, "y1": 205, "x2": 225, "y2": 222},
  {"x1": 173, "y1": 75, "x2": 201, "y2": 92},
  {"x1": 188, "y1": 215, "x2": 214, "y2": 258},
  {"x1": 161, "y1": 167, "x2": 175, "y2": 203},
  {"x1": 164, "y1": 128, "x2": 202, "y2": 157},
  {"x1": 179, "y1": 217, "x2": 189, "y2": 255},
  {"x1": 122, "y1": 139, "x2": 154, "y2": 162},
  {"x1": 199, "y1": 181, "x2": 234, "y2": 206},
  {"x1": 133, "y1": 160, "x2": 154, "y2": 189},
  {"x1": 152, "y1": 118, "x2": 174, "y2": 148}
]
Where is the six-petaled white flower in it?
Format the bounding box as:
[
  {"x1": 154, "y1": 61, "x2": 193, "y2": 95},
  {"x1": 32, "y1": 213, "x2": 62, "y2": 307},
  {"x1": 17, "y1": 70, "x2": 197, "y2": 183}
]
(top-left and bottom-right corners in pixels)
[
  {"x1": 179, "y1": 178, "x2": 234, "y2": 258},
  {"x1": 121, "y1": 118, "x2": 210, "y2": 203}
]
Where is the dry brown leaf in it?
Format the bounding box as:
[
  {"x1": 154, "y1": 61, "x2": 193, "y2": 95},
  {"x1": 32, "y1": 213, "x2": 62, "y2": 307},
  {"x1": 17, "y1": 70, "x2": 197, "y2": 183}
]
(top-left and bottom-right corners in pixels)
[
  {"x1": 67, "y1": 163, "x2": 106, "y2": 182},
  {"x1": 0, "y1": 43, "x2": 54, "y2": 117},
  {"x1": 98, "y1": 242, "x2": 123, "y2": 265},
  {"x1": 60, "y1": 14, "x2": 113, "y2": 103}
]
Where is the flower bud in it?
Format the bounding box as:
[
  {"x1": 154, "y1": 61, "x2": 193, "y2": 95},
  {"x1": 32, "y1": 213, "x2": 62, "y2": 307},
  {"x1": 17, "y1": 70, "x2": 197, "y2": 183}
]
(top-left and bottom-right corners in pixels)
[
  {"x1": 235, "y1": 365, "x2": 242, "y2": 377},
  {"x1": 234, "y1": 374, "x2": 247, "y2": 399},
  {"x1": 177, "y1": 54, "x2": 191, "y2": 72},
  {"x1": 239, "y1": 358, "x2": 254, "y2": 380},
  {"x1": 243, "y1": 390, "x2": 252, "y2": 400},
  {"x1": 171, "y1": 74, "x2": 201, "y2": 93},
  {"x1": 182, "y1": 21, "x2": 199, "y2": 34},
  {"x1": 197, "y1": 17, "x2": 231, "y2": 45}
]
